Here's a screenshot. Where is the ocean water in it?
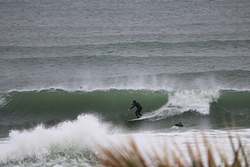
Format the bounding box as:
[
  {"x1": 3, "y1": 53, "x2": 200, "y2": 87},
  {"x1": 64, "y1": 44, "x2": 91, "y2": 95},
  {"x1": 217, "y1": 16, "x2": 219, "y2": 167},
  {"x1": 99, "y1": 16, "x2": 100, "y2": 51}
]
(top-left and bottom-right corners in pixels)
[{"x1": 1, "y1": 0, "x2": 250, "y2": 166}]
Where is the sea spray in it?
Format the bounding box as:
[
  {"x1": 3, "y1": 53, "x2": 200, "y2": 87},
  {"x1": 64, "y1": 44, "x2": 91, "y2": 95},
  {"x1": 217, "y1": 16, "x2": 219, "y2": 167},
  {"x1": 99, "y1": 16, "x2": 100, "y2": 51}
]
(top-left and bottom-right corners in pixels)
[
  {"x1": 0, "y1": 114, "x2": 111, "y2": 163},
  {"x1": 140, "y1": 89, "x2": 220, "y2": 121},
  {"x1": 0, "y1": 114, "x2": 249, "y2": 166},
  {"x1": 166, "y1": 89, "x2": 220, "y2": 115},
  {"x1": 0, "y1": 95, "x2": 6, "y2": 107}
]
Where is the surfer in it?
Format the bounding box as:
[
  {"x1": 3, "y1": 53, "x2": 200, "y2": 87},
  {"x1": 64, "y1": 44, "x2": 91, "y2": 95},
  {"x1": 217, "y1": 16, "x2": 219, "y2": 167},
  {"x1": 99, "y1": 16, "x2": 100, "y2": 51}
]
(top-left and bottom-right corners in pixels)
[
  {"x1": 175, "y1": 122, "x2": 184, "y2": 127},
  {"x1": 129, "y1": 100, "x2": 142, "y2": 118}
]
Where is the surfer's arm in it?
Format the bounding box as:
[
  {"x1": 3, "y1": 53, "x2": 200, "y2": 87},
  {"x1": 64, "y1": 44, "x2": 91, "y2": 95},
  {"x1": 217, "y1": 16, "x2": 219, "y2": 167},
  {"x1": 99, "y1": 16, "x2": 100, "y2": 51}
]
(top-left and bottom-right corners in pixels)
[{"x1": 129, "y1": 104, "x2": 135, "y2": 110}]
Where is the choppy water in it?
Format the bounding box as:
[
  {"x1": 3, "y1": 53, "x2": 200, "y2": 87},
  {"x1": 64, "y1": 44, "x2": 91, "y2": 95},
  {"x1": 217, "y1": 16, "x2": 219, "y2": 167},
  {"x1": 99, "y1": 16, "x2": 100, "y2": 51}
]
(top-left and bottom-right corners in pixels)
[{"x1": 1, "y1": 0, "x2": 250, "y2": 166}]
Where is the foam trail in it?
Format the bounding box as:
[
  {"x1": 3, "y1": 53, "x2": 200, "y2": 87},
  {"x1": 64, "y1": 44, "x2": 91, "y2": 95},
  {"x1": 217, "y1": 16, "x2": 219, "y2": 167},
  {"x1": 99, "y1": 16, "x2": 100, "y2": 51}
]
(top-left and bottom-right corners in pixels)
[
  {"x1": 0, "y1": 114, "x2": 110, "y2": 162},
  {"x1": 141, "y1": 89, "x2": 220, "y2": 120}
]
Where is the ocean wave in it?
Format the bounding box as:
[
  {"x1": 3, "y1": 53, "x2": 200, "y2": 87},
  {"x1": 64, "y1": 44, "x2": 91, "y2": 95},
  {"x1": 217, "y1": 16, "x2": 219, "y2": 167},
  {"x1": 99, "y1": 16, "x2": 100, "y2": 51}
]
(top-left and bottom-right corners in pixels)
[
  {"x1": 2, "y1": 69, "x2": 249, "y2": 93},
  {"x1": 1, "y1": 39, "x2": 250, "y2": 50},
  {"x1": 0, "y1": 89, "x2": 250, "y2": 129},
  {"x1": 1, "y1": 39, "x2": 250, "y2": 59},
  {"x1": 0, "y1": 114, "x2": 109, "y2": 165},
  {"x1": 0, "y1": 113, "x2": 250, "y2": 166},
  {"x1": 0, "y1": 89, "x2": 167, "y2": 127}
]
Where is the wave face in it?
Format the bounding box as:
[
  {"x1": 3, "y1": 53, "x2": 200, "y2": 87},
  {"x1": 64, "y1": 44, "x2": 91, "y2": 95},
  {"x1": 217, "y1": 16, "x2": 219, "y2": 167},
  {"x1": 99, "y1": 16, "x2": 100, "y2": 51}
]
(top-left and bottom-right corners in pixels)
[
  {"x1": 0, "y1": 89, "x2": 250, "y2": 131},
  {"x1": 0, "y1": 89, "x2": 167, "y2": 128}
]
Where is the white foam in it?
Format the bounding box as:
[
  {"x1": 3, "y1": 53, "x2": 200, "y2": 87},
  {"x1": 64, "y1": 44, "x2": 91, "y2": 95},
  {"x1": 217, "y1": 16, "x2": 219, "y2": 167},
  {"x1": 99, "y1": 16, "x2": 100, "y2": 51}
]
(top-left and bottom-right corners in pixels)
[
  {"x1": 167, "y1": 89, "x2": 220, "y2": 114},
  {"x1": 0, "y1": 96, "x2": 6, "y2": 106},
  {"x1": 0, "y1": 114, "x2": 249, "y2": 166},
  {"x1": 128, "y1": 129, "x2": 250, "y2": 166},
  {"x1": 0, "y1": 114, "x2": 110, "y2": 162},
  {"x1": 141, "y1": 89, "x2": 220, "y2": 120}
]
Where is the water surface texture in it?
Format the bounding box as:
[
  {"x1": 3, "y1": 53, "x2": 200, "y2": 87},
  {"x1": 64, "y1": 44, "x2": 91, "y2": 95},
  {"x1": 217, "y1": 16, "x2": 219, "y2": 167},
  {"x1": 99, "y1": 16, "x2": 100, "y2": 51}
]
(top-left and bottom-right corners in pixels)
[{"x1": 1, "y1": 0, "x2": 250, "y2": 166}]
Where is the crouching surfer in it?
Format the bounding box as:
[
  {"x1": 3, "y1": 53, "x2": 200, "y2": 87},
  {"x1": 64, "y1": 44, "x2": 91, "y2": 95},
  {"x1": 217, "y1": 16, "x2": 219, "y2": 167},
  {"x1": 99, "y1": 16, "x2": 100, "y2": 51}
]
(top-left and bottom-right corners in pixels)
[{"x1": 129, "y1": 100, "x2": 142, "y2": 118}]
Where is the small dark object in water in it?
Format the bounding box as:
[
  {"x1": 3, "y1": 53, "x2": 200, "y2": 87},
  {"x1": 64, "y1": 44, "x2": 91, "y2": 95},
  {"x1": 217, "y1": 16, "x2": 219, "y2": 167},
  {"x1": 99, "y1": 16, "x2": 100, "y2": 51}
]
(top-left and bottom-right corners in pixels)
[{"x1": 175, "y1": 122, "x2": 184, "y2": 127}]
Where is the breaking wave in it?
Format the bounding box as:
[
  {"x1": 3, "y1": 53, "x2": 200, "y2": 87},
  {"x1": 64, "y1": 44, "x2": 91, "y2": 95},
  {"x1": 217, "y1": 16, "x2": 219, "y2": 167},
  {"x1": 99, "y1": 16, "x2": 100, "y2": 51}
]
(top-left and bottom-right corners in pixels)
[
  {"x1": 0, "y1": 114, "x2": 110, "y2": 165},
  {"x1": 0, "y1": 88, "x2": 250, "y2": 129}
]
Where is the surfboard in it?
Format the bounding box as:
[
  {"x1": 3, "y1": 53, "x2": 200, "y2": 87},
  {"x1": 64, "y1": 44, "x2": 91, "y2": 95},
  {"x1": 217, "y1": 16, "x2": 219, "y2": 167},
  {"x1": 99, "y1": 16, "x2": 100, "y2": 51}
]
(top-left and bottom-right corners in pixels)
[
  {"x1": 128, "y1": 118, "x2": 141, "y2": 122},
  {"x1": 127, "y1": 116, "x2": 145, "y2": 122}
]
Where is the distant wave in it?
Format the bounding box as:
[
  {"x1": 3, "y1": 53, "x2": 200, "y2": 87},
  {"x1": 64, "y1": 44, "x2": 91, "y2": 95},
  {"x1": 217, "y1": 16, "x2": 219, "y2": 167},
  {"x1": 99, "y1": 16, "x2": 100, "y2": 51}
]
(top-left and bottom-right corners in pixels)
[
  {"x1": 1, "y1": 68, "x2": 250, "y2": 93},
  {"x1": 1, "y1": 39, "x2": 250, "y2": 49},
  {"x1": 1, "y1": 39, "x2": 250, "y2": 59}
]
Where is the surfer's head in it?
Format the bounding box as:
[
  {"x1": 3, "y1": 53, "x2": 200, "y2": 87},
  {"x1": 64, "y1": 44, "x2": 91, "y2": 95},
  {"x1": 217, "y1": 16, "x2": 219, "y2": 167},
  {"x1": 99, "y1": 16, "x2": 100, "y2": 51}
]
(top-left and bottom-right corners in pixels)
[{"x1": 132, "y1": 100, "x2": 136, "y2": 104}]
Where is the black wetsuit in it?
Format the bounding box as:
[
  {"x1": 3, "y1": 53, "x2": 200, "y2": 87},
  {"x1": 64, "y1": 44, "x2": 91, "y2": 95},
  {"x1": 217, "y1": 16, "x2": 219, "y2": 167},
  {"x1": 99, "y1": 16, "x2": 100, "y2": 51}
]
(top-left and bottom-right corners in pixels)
[
  {"x1": 130, "y1": 101, "x2": 142, "y2": 118},
  {"x1": 175, "y1": 122, "x2": 184, "y2": 127}
]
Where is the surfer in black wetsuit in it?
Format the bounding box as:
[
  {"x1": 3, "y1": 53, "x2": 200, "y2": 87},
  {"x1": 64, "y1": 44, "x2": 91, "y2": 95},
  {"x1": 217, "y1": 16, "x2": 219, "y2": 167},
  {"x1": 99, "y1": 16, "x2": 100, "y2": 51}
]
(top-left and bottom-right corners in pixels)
[
  {"x1": 175, "y1": 122, "x2": 184, "y2": 127},
  {"x1": 129, "y1": 100, "x2": 142, "y2": 118}
]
